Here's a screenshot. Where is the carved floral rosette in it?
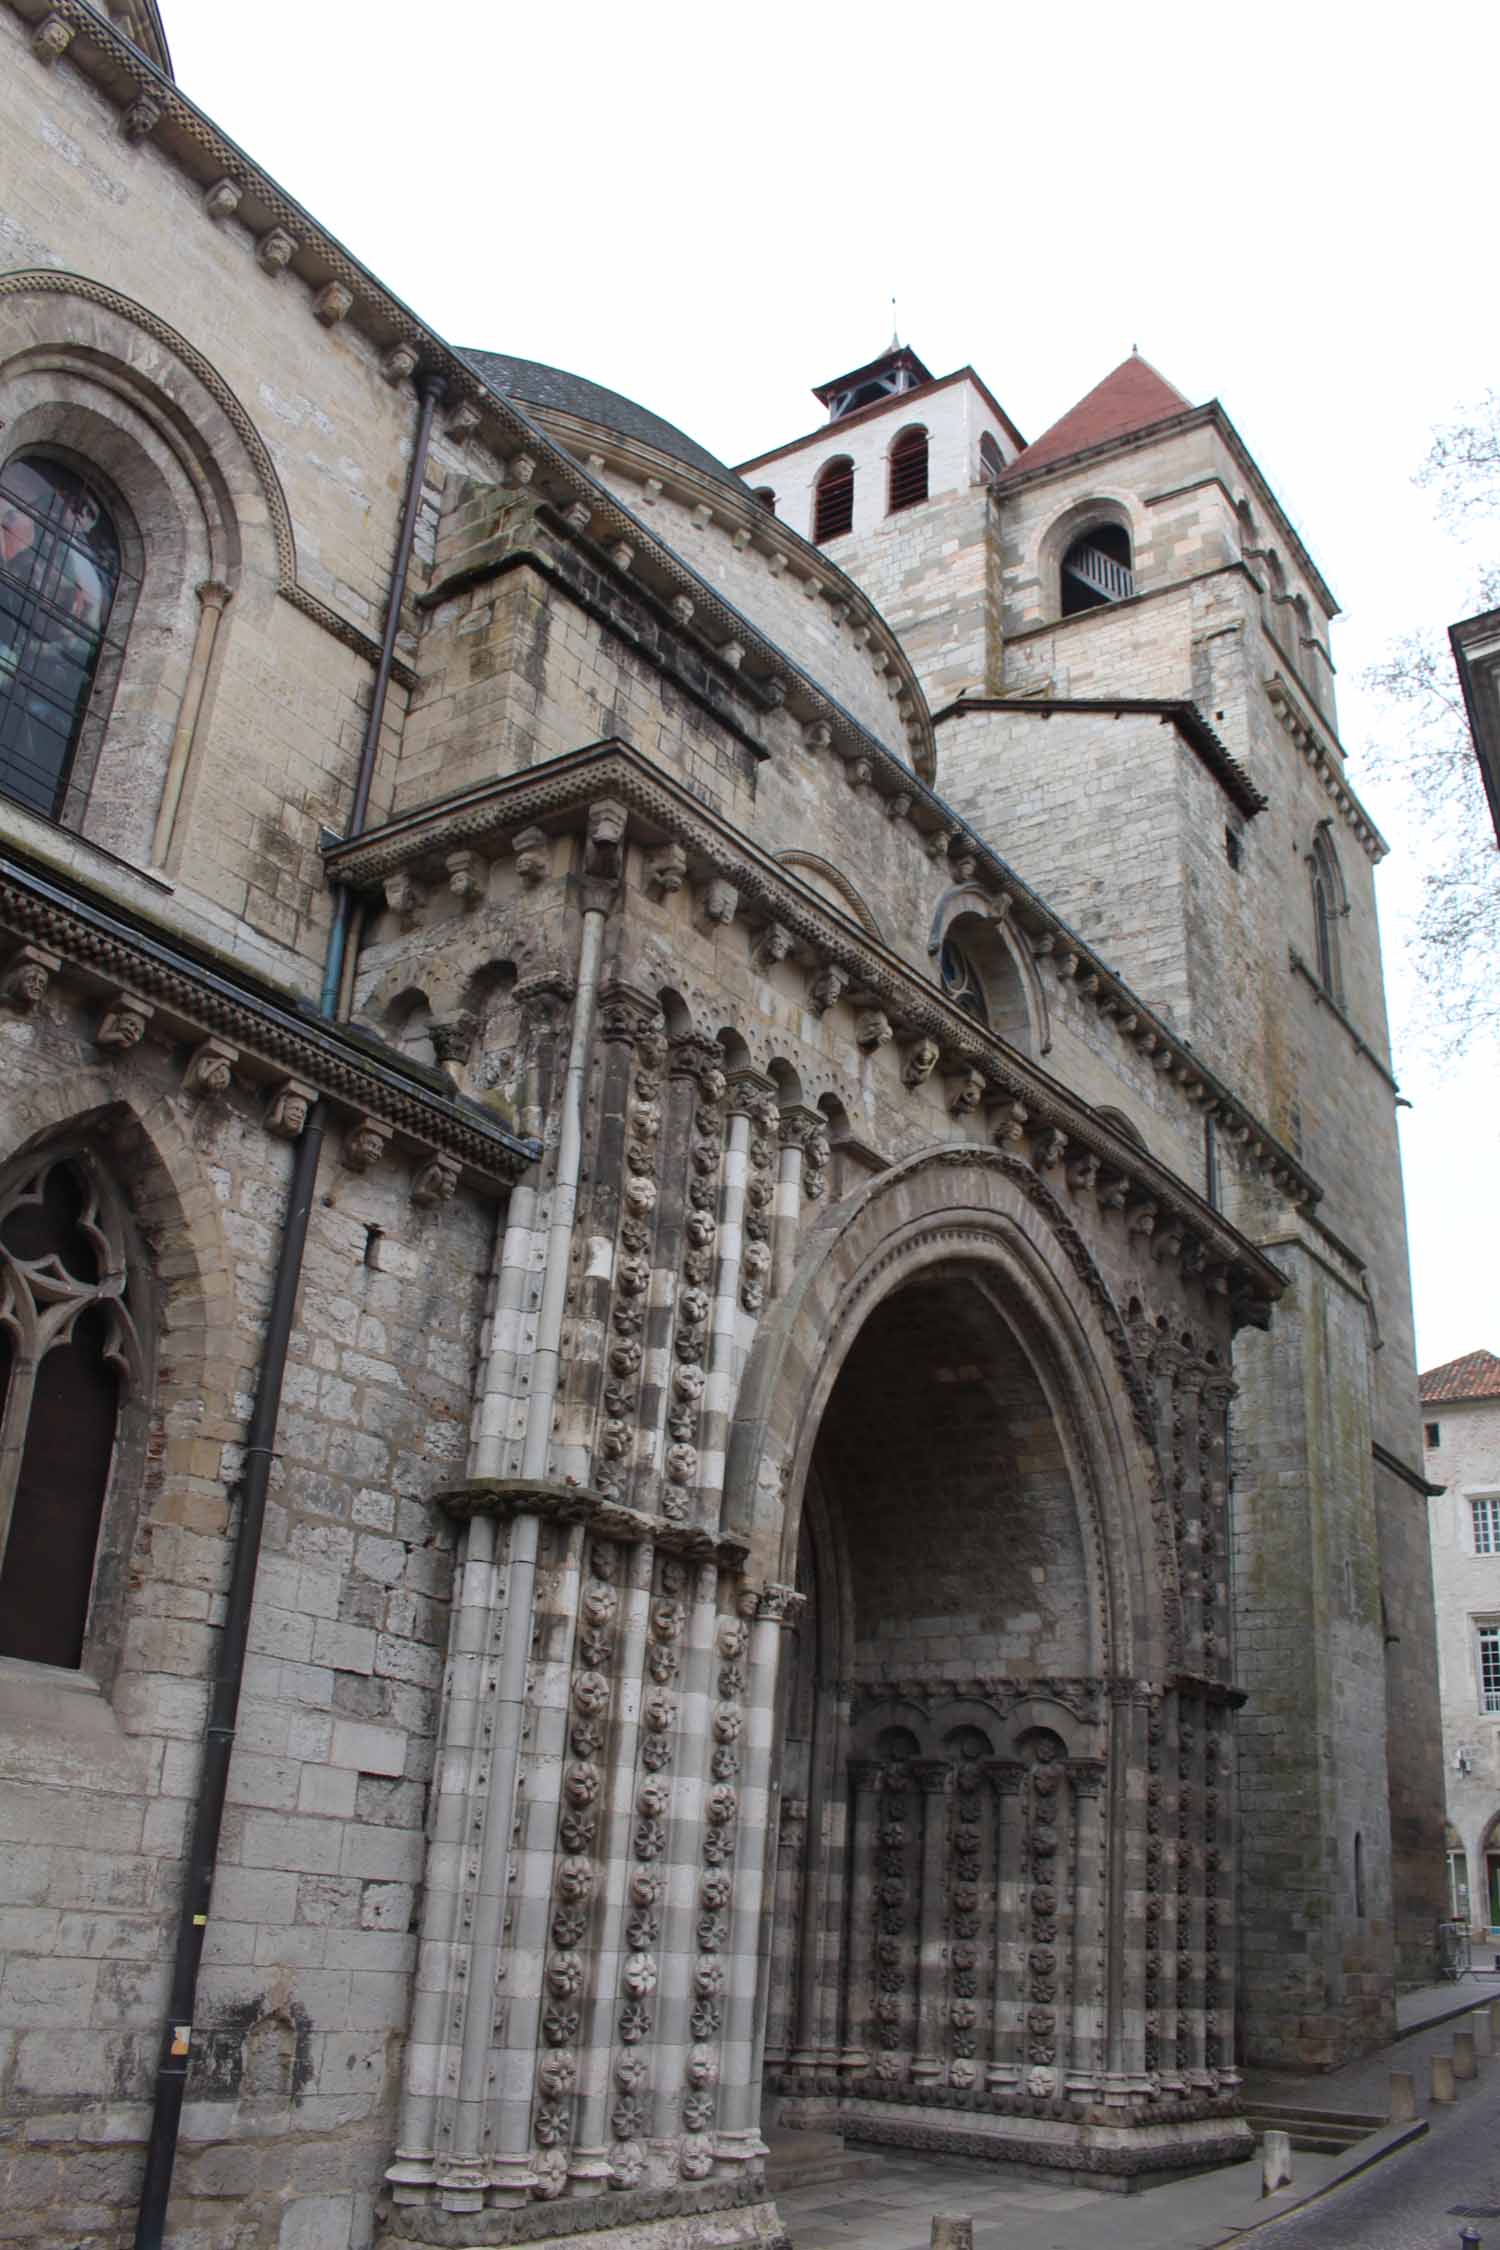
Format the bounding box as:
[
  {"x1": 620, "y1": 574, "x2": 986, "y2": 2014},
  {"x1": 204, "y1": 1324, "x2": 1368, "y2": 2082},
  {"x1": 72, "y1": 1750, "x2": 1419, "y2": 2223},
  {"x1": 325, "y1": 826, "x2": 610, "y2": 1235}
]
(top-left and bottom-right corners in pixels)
[
  {"x1": 1144, "y1": 1696, "x2": 1165, "y2": 2074},
  {"x1": 1021, "y1": 1734, "x2": 1066, "y2": 2090},
  {"x1": 660, "y1": 1039, "x2": 724, "y2": 1523},
  {"x1": 946, "y1": 1757, "x2": 987, "y2": 2086},
  {"x1": 594, "y1": 1000, "x2": 666, "y2": 1499},
  {"x1": 870, "y1": 1764, "x2": 915, "y2": 2080},
  {"x1": 739, "y1": 1090, "x2": 779, "y2": 1315},
  {"x1": 1177, "y1": 1702, "x2": 1196, "y2": 2073},
  {"x1": 532, "y1": 1537, "x2": 620, "y2": 2164},
  {"x1": 680, "y1": 1604, "x2": 750, "y2": 2137}
]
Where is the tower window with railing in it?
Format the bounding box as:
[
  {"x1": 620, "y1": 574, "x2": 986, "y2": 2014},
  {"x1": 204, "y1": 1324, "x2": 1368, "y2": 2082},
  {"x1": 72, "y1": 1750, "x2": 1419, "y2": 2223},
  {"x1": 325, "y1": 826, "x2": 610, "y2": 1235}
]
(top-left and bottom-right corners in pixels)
[{"x1": 1060, "y1": 522, "x2": 1133, "y2": 615}]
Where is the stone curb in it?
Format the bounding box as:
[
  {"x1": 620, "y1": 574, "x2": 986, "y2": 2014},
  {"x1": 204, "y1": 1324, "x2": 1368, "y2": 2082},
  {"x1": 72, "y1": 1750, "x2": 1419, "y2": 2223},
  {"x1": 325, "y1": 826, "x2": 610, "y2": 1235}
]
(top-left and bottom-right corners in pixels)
[{"x1": 1227, "y1": 2119, "x2": 1429, "y2": 2239}]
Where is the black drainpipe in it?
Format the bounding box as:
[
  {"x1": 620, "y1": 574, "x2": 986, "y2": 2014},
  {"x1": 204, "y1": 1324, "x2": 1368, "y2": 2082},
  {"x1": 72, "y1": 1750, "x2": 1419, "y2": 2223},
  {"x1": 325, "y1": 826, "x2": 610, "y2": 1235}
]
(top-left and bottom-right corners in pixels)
[{"x1": 134, "y1": 368, "x2": 448, "y2": 2250}]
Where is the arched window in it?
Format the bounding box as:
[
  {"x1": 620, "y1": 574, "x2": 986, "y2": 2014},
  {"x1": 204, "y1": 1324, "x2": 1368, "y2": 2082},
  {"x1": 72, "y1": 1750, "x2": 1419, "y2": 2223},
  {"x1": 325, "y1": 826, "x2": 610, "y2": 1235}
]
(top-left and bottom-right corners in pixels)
[
  {"x1": 751, "y1": 486, "x2": 777, "y2": 515},
  {"x1": 0, "y1": 456, "x2": 125, "y2": 820},
  {"x1": 979, "y1": 432, "x2": 1005, "y2": 484},
  {"x1": 1060, "y1": 521, "x2": 1133, "y2": 615},
  {"x1": 813, "y1": 456, "x2": 855, "y2": 544},
  {"x1": 888, "y1": 426, "x2": 929, "y2": 514},
  {"x1": 0, "y1": 1151, "x2": 142, "y2": 1668},
  {"x1": 939, "y1": 935, "x2": 989, "y2": 1026},
  {"x1": 1309, "y1": 828, "x2": 1345, "y2": 1001}
]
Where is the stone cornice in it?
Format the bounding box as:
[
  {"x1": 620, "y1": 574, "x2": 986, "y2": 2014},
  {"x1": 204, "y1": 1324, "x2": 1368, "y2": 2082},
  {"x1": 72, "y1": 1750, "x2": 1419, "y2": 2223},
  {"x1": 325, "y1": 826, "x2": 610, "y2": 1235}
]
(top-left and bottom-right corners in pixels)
[
  {"x1": 933, "y1": 696, "x2": 1268, "y2": 820},
  {"x1": 513, "y1": 410, "x2": 931, "y2": 775},
  {"x1": 434, "y1": 1477, "x2": 752, "y2": 1568},
  {"x1": 322, "y1": 738, "x2": 1305, "y2": 1292},
  {"x1": 1265, "y1": 675, "x2": 1387, "y2": 860},
  {"x1": 4, "y1": 0, "x2": 934, "y2": 786},
  {"x1": 0, "y1": 848, "x2": 537, "y2": 1188}
]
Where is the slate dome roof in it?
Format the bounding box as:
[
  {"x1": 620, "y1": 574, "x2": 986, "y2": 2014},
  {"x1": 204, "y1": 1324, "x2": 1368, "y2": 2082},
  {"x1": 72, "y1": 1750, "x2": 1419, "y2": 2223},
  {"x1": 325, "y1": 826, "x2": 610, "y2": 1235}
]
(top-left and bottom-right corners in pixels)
[{"x1": 461, "y1": 350, "x2": 747, "y2": 493}]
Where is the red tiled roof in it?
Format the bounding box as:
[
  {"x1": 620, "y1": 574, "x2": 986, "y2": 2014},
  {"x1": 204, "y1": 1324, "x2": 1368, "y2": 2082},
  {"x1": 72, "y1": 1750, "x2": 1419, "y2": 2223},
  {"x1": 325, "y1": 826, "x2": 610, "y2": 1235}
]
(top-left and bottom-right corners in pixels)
[
  {"x1": 1005, "y1": 352, "x2": 1192, "y2": 477},
  {"x1": 1420, "y1": 1350, "x2": 1500, "y2": 1404}
]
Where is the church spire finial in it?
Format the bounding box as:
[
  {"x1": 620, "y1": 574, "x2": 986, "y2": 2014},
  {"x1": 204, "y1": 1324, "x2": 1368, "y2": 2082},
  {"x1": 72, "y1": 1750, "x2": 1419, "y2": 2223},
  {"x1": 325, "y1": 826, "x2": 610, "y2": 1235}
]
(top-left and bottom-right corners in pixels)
[{"x1": 889, "y1": 294, "x2": 901, "y2": 352}]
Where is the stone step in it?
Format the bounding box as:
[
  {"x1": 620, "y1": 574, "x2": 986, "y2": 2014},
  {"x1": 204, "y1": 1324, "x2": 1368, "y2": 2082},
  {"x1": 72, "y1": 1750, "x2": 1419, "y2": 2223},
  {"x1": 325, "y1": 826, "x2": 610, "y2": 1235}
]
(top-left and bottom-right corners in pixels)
[
  {"x1": 1243, "y1": 2104, "x2": 1383, "y2": 2153},
  {"x1": 764, "y1": 2131, "x2": 888, "y2": 2193}
]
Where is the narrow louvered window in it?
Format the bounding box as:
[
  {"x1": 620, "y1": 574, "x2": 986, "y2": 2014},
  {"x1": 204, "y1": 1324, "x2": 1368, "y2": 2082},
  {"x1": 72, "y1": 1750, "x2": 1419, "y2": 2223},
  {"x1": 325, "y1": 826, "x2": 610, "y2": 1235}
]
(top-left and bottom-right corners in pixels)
[
  {"x1": 813, "y1": 457, "x2": 854, "y2": 543},
  {"x1": 888, "y1": 427, "x2": 928, "y2": 513}
]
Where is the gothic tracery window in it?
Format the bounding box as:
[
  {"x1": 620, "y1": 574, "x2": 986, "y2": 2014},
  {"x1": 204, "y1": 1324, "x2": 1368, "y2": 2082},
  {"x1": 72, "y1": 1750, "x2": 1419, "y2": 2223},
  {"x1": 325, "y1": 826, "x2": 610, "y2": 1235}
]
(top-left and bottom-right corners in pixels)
[
  {"x1": 0, "y1": 1153, "x2": 142, "y2": 1668},
  {"x1": 939, "y1": 937, "x2": 990, "y2": 1026},
  {"x1": 0, "y1": 455, "x2": 125, "y2": 820}
]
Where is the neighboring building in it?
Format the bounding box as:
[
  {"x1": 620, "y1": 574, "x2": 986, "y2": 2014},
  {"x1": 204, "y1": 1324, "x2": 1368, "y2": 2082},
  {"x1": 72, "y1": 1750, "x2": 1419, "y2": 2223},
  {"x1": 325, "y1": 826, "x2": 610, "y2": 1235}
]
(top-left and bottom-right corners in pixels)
[
  {"x1": 0, "y1": 5, "x2": 1444, "y2": 2248},
  {"x1": 1450, "y1": 606, "x2": 1500, "y2": 844},
  {"x1": 1423, "y1": 1351, "x2": 1500, "y2": 1932}
]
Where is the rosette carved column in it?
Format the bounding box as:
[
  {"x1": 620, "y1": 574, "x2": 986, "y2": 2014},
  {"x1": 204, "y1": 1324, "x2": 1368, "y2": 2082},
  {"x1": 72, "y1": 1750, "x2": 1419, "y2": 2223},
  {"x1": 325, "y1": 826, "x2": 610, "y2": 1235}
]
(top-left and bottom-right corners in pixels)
[
  {"x1": 982, "y1": 1758, "x2": 1026, "y2": 2089},
  {"x1": 910, "y1": 1758, "x2": 953, "y2": 2086},
  {"x1": 840, "y1": 1759, "x2": 884, "y2": 2077}
]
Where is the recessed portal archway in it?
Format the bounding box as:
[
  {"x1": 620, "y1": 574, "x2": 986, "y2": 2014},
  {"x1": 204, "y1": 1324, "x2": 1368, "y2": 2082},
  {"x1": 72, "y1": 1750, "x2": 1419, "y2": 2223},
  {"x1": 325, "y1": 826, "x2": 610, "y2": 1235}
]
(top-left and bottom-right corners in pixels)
[{"x1": 761, "y1": 1267, "x2": 1106, "y2": 2111}]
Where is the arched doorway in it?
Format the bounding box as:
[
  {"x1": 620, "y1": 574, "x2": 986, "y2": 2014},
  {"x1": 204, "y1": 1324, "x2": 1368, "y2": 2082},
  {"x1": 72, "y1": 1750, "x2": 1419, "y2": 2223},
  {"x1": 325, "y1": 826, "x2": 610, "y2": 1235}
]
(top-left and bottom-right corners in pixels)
[
  {"x1": 761, "y1": 1265, "x2": 1108, "y2": 2114},
  {"x1": 724, "y1": 1147, "x2": 1250, "y2": 2178}
]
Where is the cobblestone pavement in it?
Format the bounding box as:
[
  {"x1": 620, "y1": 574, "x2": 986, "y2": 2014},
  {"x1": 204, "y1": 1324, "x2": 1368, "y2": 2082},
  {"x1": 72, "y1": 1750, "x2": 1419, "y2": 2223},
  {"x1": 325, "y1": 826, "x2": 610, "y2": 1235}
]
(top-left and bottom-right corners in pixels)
[{"x1": 1243, "y1": 2079, "x2": 1500, "y2": 2249}]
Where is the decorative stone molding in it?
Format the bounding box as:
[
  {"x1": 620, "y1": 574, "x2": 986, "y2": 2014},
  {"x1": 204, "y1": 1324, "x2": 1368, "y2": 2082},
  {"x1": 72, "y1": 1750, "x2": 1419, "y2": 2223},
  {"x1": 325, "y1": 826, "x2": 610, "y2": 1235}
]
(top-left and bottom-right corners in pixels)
[
  {"x1": 809, "y1": 963, "x2": 849, "y2": 1017},
  {"x1": 383, "y1": 871, "x2": 424, "y2": 926},
  {"x1": 699, "y1": 878, "x2": 739, "y2": 930},
  {"x1": 949, "y1": 1068, "x2": 986, "y2": 1117},
  {"x1": 411, "y1": 1152, "x2": 461, "y2": 1208},
  {"x1": 901, "y1": 1036, "x2": 941, "y2": 1089},
  {"x1": 255, "y1": 227, "x2": 297, "y2": 275},
  {"x1": 511, "y1": 824, "x2": 550, "y2": 886},
  {"x1": 265, "y1": 1078, "x2": 316, "y2": 1140},
  {"x1": 644, "y1": 841, "x2": 687, "y2": 900},
  {"x1": 31, "y1": 12, "x2": 72, "y2": 62},
  {"x1": 584, "y1": 797, "x2": 627, "y2": 889},
  {"x1": 754, "y1": 920, "x2": 794, "y2": 969},
  {"x1": 120, "y1": 91, "x2": 161, "y2": 140},
  {"x1": 182, "y1": 1037, "x2": 237, "y2": 1101},
  {"x1": 342, "y1": 1115, "x2": 393, "y2": 1173},
  {"x1": 96, "y1": 992, "x2": 152, "y2": 1052},
  {"x1": 0, "y1": 944, "x2": 59, "y2": 1012},
  {"x1": 445, "y1": 849, "x2": 483, "y2": 905},
  {"x1": 313, "y1": 281, "x2": 354, "y2": 326},
  {"x1": 203, "y1": 176, "x2": 242, "y2": 220}
]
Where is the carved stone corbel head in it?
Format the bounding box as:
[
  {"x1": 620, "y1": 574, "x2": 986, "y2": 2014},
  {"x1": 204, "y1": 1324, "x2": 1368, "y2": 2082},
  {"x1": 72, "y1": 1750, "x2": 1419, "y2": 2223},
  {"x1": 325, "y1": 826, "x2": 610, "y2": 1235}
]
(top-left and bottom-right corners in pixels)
[
  {"x1": 900, "y1": 1035, "x2": 941, "y2": 1089},
  {"x1": 511, "y1": 825, "x2": 550, "y2": 887},
  {"x1": 266, "y1": 1078, "x2": 316, "y2": 1140},
  {"x1": 183, "y1": 1038, "x2": 237, "y2": 1102},
  {"x1": 96, "y1": 993, "x2": 153, "y2": 1052},
  {"x1": 342, "y1": 1115, "x2": 392, "y2": 1174},
  {"x1": 0, "y1": 945, "x2": 60, "y2": 1013},
  {"x1": 644, "y1": 841, "x2": 687, "y2": 900},
  {"x1": 411, "y1": 1152, "x2": 461, "y2": 1209}
]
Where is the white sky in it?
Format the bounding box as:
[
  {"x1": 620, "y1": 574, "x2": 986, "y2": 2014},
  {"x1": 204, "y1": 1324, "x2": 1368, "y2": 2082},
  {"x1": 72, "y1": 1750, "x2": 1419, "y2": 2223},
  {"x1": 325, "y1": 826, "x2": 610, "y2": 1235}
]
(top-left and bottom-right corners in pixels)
[{"x1": 169, "y1": 0, "x2": 1498, "y2": 1373}]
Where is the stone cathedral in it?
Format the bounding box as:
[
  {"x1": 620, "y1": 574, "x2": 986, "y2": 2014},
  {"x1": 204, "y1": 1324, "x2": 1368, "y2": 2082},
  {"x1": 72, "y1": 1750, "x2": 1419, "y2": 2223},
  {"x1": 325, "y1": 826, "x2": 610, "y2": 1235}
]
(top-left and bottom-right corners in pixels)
[{"x1": 0, "y1": 4, "x2": 1445, "y2": 2246}]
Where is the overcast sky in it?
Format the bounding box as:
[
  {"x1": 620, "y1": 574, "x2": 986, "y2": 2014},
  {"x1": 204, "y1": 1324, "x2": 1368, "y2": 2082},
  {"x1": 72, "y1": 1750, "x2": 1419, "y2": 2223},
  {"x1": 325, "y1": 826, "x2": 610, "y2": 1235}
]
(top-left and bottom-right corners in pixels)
[{"x1": 170, "y1": 0, "x2": 1497, "y2": 1373}]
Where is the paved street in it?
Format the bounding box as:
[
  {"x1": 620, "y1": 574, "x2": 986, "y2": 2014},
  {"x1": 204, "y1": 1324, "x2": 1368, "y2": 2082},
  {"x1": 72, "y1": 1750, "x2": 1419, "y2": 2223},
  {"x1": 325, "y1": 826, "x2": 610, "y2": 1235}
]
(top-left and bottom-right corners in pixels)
[
  {"x1": 1245, "y1": 2083, "x2": 1500, "y2": 2249},
  {"x1": 777, "y1": 1984, "x2": 1500, "y2": 2250}
]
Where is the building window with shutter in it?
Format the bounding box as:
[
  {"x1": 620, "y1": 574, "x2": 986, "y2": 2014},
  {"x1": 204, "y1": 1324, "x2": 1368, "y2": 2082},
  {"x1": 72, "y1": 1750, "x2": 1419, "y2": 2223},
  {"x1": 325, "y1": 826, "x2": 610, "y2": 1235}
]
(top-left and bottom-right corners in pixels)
[
  {"x1": 0, "y1": 1150, "x2": 144, "y2": 1669},
  {"x1": 813, "y1": 456, "x2": 855, "y2": 544}
]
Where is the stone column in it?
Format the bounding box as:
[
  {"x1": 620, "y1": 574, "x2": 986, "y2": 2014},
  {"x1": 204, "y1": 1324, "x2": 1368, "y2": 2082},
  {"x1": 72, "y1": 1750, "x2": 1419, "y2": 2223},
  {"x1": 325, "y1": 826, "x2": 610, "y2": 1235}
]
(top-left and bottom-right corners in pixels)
[
  {"x1": 841, "y1": 1760, "x2": 883, "y2": 2076},
  {"x1": 788, "y1": 1675, "x2": 843, "y2": 2084},
  {"x1": 716, "y1": 1585, "x2": 798, "y2": 2172},
  {"x1": 911, "y1": 1759, "x2": 953, "y2": 2088},
  {"x1": 773, "y1": 1107, "x2": 820, "y2": 1300},
  {"x1": 1177, "y1": 1362, "x2": 1207, "y2": 1671},
  {"x1": 648, "y1": 1561, "x2": 721, "y2": 2141},
  {"x1": 151, "y1": 577, "x2": 232, "y2": 869},
  {"x1": 569, "y1": 1536, "x2": 655, "y2": 2190},
  {"x1": 1106, "y1": 1684, "x2": 1152, "y2": 2083},
  {"x1": 1176, "y1": 1694, "x2": 1206, "y2": 2079},
  {"x1": 763, "y1": 1795, "x2": 807, "y2": 2075},
  {"x1": 1068, "y1": 1759, "x2": 1108, "y2": 2081},
  {"x1": 982, "y1": 1759, "x2": 1025, "y2": 2089}
]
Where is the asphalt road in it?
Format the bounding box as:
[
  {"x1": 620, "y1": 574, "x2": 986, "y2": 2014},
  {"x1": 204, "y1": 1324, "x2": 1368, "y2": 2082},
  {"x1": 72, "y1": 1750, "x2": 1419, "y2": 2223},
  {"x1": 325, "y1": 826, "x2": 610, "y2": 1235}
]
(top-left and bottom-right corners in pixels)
[{"x1": 1244, "y1": 2088, "x2": 1500, "y2": 2249}]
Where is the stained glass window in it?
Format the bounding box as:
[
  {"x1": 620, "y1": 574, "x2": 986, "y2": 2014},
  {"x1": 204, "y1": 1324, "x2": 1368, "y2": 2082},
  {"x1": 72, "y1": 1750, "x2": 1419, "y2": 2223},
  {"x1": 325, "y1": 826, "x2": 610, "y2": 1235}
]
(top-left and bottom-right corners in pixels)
[{"x1": 0, "y1": 456, "x2": 122, "y2": 819}]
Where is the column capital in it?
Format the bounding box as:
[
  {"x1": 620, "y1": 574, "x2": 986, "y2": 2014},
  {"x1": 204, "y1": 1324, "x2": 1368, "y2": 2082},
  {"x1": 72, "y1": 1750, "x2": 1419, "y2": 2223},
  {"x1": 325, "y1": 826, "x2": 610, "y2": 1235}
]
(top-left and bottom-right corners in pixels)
[
  {"x1": 980, "y1": 1757, "x2": 1026, "y2": 1795},
  {"x1": 911, "y1": 1757, "x2": 953, "y2": 1795},
  {"x1": 1067, "y1": 1757, "x2": 1108, "y2": 1799}
]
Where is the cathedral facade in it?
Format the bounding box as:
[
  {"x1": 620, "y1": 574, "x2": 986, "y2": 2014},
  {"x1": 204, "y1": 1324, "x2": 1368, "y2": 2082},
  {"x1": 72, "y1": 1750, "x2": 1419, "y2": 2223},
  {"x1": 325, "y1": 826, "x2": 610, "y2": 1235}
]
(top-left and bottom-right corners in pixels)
[{"x1": 0, "y1": 5, "x2": 1444, "y2": 2246}]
